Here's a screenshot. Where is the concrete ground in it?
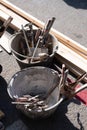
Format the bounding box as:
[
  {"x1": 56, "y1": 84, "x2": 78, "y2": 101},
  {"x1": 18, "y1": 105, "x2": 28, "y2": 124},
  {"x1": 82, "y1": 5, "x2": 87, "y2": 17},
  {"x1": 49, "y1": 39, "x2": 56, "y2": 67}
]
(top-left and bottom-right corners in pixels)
[
  {"x1": 8, "y1": 0, "x2": 87, "y2": 48},
  {"x1": 0, "y1": 0, "x2": 87, "y2": 130}
]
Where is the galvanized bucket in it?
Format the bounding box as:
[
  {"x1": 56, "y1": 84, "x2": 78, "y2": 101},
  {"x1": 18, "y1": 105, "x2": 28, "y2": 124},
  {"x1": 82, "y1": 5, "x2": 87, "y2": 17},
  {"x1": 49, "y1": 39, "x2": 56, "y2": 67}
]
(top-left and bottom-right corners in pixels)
[
  {"x1": 7, "y1": 66, "x2": 87, "y2": 119},
  {"x1": 10, "y1": 30, "x2": 59, "y2": 69},
  {"x1": 7, "y1": 66, "x2": 60, "y2": 119}
]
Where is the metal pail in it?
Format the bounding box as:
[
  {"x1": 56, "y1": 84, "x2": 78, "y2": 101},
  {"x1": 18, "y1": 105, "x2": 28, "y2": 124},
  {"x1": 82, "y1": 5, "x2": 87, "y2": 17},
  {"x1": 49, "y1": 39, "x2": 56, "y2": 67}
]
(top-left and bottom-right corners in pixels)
[
  {"x1": 7, "y1": 66, "x2": 60, "y2": 119},
  {"x1": 10, "y1": 30, "x2": 59, "y2": 69}
]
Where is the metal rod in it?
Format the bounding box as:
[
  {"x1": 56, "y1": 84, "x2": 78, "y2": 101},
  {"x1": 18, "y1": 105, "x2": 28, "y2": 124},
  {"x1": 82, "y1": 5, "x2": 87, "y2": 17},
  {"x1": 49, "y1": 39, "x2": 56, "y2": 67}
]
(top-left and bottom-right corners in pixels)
[
  {"x1": 30, "y1": 37, "x2": 41, "y2": 63},
  {"x1": 64, "y1": 69, "x2": 69, "y2": 87},
  {"x1": 21, "y1": 25, "x2": 32, "y2": 55},
  {"x1": 28, "y1": 23, "x2": 34, "y2": 47},
  {"x1": 12, "y1": 101, "x2": 32, "y2": 105},
  {"x1": 35, "y1": 28, "x2": 41, "y2": 42},
  {"x1": 43, "y1": 17, "x2": 56, "y2": 39},
  {"x1": 70, "y1": 72, "x2": 87, "y2": 88},
  {"x1": 30, "y1": 17, "x2": 56, "y2": 62},
  {"x1": 61, "y1": 64, "x2": 66, "y2": 87},
  {"x1": 74, "y1": 83, "x2": 87, "y2": 95},
  {"x1": 41, "y1": 17, "x2": 56, "y2": 45},
  {"x1": 0, "y1": 16, "x2": 13, "y2": 37},
  {"x1": 43, "y1": 80, "x2": 60, "y2": 100},
  {"x1": 54, "y1": 64, "x2": 62, "y2": 73}
]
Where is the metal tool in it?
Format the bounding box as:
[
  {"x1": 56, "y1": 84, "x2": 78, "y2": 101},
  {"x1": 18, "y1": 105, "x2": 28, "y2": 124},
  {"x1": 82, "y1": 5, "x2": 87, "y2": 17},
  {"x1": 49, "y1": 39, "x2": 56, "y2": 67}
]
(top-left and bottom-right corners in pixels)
[
  {"x1": 12, "y1": 94, "x2": 48, "y2": 112},
  {"x1": 69, "y1": 72, "x2": 87, "y2": 88},
  {"x1": 30, "y1": 17, "x2": 55, "y2": 63},
  {"x1": 0, "y1": 16, "x2": 13, "y2": 37},
  {"x1": 28, "y1": 22, "x2": 34, "y2": 47},
  {"x1": 41, "y1": 17, "x2": 56, "y2": 45},
  {"x1": 35, "y1": 28, "x2": 41, "y2": 43},
  {"x1": 43, "y1": 77, "x2": 60, "y2": 100},
  {"x1": 21, "y1": 25, "x2": 32, "y2": 56}
]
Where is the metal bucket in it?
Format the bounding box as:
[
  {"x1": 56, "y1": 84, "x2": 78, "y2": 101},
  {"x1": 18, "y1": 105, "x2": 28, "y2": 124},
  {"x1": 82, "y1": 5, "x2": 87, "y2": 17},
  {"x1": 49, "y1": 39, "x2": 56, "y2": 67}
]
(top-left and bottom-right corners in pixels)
[
  {"x1": 7, "y1": 66, "x2": 87, "y2": 119},
  {"x1": 10, "y1": 30, "x2": 59, "y2": 69},
  {"x1": 7, "y1": 66, "x2": 60, "y2": 119}
]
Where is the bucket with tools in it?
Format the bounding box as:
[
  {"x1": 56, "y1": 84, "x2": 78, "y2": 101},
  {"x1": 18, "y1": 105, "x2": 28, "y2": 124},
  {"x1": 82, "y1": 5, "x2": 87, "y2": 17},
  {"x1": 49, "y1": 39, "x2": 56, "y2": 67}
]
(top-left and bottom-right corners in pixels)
[
  {"x1": 7, "y1": 66, "x2": 87, "y2": 119},
  {"x1": 10, "y1": 17, "x2": 59, "y2": 69}
]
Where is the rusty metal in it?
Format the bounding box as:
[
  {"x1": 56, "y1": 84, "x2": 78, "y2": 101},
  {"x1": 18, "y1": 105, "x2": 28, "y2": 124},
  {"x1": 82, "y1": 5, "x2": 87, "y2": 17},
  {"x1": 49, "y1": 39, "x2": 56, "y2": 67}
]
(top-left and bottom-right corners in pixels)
[{"x1": 12, "y1": 94, "x2": 48, "y2": 112}]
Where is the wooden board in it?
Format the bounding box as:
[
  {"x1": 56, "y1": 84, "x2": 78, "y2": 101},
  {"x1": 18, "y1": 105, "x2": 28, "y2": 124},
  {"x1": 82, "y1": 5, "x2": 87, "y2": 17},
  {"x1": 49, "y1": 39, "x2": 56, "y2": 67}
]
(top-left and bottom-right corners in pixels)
[{"x1": 0, "y1": 31, "x2": 12, "y2": 53}]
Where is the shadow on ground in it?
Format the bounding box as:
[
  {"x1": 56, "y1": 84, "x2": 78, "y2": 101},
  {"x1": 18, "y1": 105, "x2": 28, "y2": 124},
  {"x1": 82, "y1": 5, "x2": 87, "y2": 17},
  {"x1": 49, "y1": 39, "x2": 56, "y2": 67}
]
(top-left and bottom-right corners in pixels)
[
  {"x1": 63, "y1": 0, "x2": 87, "y2": 9},
  {"x1": 20, "y1": 98, "x2": 83, "y2": 130},
  {"x1": 0, "y1": 76, "x2": 18, "y2": 127}
]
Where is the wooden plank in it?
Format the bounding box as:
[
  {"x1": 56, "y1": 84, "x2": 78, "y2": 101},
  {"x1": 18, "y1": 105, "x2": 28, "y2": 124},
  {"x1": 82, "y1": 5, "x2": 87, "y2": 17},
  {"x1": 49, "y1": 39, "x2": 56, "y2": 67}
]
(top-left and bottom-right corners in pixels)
[
  {"x1": 52, "y1": 29, "x2": 87, "y2": 59},
  {"x1": 58, "y1": 42, "x2": 87, "y2": 71},
  {"x1": 0, "y1": 9, "x2": 19, "y2": 30},
  {"x1": 0, "y1": 0, "x2": 87, "y2": 59},
  {"x1": 0, "y1": 8, "x2": 37, "y2": 53},
  {"x1": 0, "y1": 31, "x2": 11, "y2": 53},
  {"x1": 54, "y1": 53, "x2": 87, "y2": 83},
  {"x1": 0, "y1": 46, "x2": 2, "y2": 52},
  {"x1": 56, "y1": 42, "x2": 87, "y2": 82},
  {"x1": 0, "y1": 5, "x2": 37, "y2": 30},
  {"x1": 0, "y1": 5, "x2": 29, "y2": 30}
]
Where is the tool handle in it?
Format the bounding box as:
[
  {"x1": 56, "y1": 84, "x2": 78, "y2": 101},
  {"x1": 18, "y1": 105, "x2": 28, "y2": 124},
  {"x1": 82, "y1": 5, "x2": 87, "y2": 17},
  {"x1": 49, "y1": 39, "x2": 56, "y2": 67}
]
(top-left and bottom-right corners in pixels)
[
  {"x1": 0, "y1": 16, "x2": 13, "y2": 37},
  {"x1": 43, "y1": 17, "x2": 56, "y2": 40}
]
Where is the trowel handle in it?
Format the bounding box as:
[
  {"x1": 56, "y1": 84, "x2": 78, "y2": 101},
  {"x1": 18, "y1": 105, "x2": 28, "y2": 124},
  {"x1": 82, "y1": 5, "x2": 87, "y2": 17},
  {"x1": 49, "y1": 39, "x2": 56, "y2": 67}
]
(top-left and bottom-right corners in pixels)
[{"x1": 73, "y1": 83, "x2": 87, "y2": 95}]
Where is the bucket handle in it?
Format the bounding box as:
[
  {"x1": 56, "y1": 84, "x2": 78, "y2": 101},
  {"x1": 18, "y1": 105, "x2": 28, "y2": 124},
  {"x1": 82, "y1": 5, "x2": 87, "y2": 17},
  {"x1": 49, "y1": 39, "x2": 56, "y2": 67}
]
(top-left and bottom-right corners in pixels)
[
  {"x1": 73, "y1": 83, "x2": 87, "y2": 95},
  {"x1": 12, "y1": 48, "x2": 54, "y2": 64},
  {"x1": 65, "y1": 83, "x2": 87, "y2": 99}
]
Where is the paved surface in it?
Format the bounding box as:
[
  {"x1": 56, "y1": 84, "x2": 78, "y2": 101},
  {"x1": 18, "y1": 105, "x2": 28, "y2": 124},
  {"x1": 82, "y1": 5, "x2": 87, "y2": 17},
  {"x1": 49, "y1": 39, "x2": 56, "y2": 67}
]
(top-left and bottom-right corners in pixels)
[
  {"x1": 0, "y1": 50, "x2": 87, "y2": 130},
  {"x1": 0, "y1": 0, "x2": 87, "y2": 130},
  {"x1": 8, "y1": 0, "x2": 87, "y2": 48}
]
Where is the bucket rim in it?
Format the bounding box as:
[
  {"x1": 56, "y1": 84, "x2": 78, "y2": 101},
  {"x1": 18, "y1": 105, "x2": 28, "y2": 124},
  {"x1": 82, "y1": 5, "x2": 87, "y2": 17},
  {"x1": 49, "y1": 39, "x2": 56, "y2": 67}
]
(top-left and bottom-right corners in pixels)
[
  {"x1": 7, "y1": 66, "x2": 59, "y2": 97},
  {"x1": 10, "y1": 30, "x2": 59, "y2": 64},
  {"x1": 7, "y1": 66, "x2": 60, "y2": 112}
]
